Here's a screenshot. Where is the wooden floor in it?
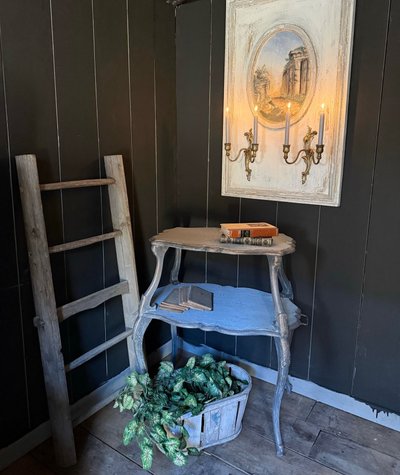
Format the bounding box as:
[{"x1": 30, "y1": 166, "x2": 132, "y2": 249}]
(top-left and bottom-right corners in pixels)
[{"x1": 3, "y1": 376, "x2": 400, "y2": 474}]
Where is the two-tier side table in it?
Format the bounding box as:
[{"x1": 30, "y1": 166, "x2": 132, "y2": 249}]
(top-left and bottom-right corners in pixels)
[{"x1": 132, "y1": 227, "x2": 302, "y2": 456}]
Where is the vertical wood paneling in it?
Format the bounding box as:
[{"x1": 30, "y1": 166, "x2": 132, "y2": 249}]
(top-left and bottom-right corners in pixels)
[
  {"x1": 0, "y1": 0, "x2": 60, "y2": 441},
  {"x1": 274, "y1": 203, "x2": 320, "y2": 378},
  {"x1": 352, "y1": 1, "x2": 400, "y2": 411},
  {"x1": 176, "y1": 0, "x2": 212, "y2": 346},
  {"x1": 0, "y1": 287, "x2": 29, "y2": 445},
  {"x1": 92, "y1": 0, "x2": 131, "y2": 379},
  {"x1": 309, "y1": 0, "x2": 391, "y2": 394},
  {"x1": 0, "y1": 0, "x2": 176, "y2": 450},
  {"x1": 129, "y1": 0, "x2": 157, "y2": 291},
  {"x1": 51, "y1": 0, "x2": 106, "y2": 403},
  {"x1": 205, "y1": 0, "x2": 238, "y2": 355},
  {"x1": 154, "y1": 0, "x2": 177, "y2": 234},
  {"x1": 147, "y1": 0, "x2": 179, "y2": 353}
]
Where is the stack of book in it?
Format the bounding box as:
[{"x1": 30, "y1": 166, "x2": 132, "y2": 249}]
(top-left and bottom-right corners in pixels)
[
  {"x1": 220, "y1": 222, "x2": 278, "y2": 247},
  {"x1": 158, "y1": 285, "x2": 213, "y2": 312}
]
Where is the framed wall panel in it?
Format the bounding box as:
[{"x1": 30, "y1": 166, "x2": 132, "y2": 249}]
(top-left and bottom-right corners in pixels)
[{"x1": 222, "y1": 0, "x2": 356, "y2": 206}]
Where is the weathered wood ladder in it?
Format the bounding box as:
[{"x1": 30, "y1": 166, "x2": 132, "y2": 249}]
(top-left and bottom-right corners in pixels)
[{"x1": 16, "y1": 154, "x2": 140, "y2": 467}]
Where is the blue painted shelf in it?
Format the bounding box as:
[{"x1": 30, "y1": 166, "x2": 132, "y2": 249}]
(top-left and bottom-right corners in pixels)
[{"x1": 145, "y1": 283, "x2": 301, "y2": 337}]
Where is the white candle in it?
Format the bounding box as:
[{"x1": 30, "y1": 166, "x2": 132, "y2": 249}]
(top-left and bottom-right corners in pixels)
[
  {"x1": 225, "y1": 107, "x2": 230, "y2": 143},
  {"x1": 318, "y1": 103, "x2": 325, "y2": 145},
  {"x1": 253, "y1": 105, "x2": 259, "y2": 143},
  {"x1": 284, "y1": 102, "x2": 291, "y2": 145}
]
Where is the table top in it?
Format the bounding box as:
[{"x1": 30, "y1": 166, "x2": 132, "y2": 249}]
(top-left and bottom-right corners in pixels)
[{"x1": 150, "y1": 227, "x2": 295, "y2": 256}]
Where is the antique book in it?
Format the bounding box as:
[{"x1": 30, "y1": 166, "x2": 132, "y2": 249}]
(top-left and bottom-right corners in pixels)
[
  {"x1": 220, "y1": 222, "x2": 278, "y2": 238},
  {"x1": 220, "y1": 236, "x2": 273, "y2": 246},
  {"x1": 187, "y1": 286, "x2": 213, "y2": 311},
  {"x1": 158, "y1": 285, "x2": 213, "y2": 312}
]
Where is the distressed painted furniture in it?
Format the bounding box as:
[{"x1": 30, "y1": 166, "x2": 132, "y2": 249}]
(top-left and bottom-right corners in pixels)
[{"x1": 133, "y1": 227, "x2": 302, "y2": 456}]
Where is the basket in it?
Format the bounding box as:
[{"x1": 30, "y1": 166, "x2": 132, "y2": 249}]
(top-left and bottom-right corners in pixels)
[{"x1": 179, "y1": 364, "x2": 252, "y2": 449}]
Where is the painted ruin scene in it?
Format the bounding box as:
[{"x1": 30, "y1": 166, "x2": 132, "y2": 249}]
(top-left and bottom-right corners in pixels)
[{"x1": 251, "y1": 29, "x2": 315, "y2": 127}]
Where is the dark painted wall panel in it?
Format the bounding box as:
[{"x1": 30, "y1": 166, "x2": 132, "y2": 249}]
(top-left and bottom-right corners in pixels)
[
  {"x1": 0, "y1": 0, "x2": 176, "y2": 449},
  {"x1": 0, "y1": 0, "x2": 62, "y2": 441},
  {"x1": 175, "y1": 0, "x2": 400, "y2": 418},
  {"x1": 92, "y1": 0, "x2": 131, "y2": 379},
  {"x1": 310, "y1": 0, "x2": 390, "y2": 394},
  {"x1": 352, "y1": 2, "x2": 400, "y2": 412},
  {"x1": 276, "y1": 203, "x2": 320, "y2": 378},
  {"x1": 50, "y1": 0, "x2": 107, "y2": 402},
  {"x1": 176, "y1": 0, "x2": 212, "y2": 346}
]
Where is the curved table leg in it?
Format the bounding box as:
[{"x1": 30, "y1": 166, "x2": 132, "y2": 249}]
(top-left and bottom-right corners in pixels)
[
  {"x1": 273, "y1": 335, "x2": 291, "y2": 456},
  {"x1": 268, "y1": 255, "x2": 291, "y2": 456},
  {"x1": 170, "y1": 248, "x2": 182, "y2": 363},
  {"x1": 133, "y1": 316, "x2": 151, "y2": 373},
  {"x1": 171, "y1": 324, "x2": 178, "y2": 365},
  {"x1": 278, "y1": 258, "x2": 293, "y2": 300},
  {"x1": 170, "y1": 248, "x2": 182, "y2": 284},
  {"x1": 135, "y1": 244, "x2": 168, "y2": 372},
  {"x1": 274, "y1": 330, "x2": 293, "y2": 394}
]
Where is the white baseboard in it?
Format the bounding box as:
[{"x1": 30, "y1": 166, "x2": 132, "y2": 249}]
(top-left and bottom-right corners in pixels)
[
  {"x1": 0, "y1": 340, "x2": 172, "y2": 471},
  {"x1": 181, "y1": 339, "x2": 400, "y2": 433}
]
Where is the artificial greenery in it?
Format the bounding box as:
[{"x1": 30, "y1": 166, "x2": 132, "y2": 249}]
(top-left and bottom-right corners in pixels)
[{"x1": 114, "y1": 354, "x2": 248, "y2": 470}]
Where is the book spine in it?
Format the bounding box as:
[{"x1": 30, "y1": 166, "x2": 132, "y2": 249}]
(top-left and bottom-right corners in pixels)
[
  {"x1": 220, "y1": 227, "x2": 278, "y2": 238},
  {"x1": 220, "y1": 236, "x2": 273, "y2": 246}
]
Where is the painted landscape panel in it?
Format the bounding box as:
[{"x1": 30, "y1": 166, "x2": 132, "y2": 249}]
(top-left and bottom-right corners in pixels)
[{"x1": 251, "y1": 29, "x2": 314, "y2": 127}]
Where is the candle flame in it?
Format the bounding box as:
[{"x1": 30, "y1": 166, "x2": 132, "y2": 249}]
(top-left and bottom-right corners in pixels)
[
  {"x1": 287, "y1": 102, "x2": 291, "y2": 109},
  {"x1": 321, "y1": 103, "x2": 325, "y2": 110},
  {"x1": 254, "y1": 105, "x2": 258, "y2": 113}
]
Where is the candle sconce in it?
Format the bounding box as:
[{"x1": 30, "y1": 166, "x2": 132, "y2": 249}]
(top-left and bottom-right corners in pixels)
[
  {"x1": 283, "y1": 126, "x2": 325, "y2": 184},
  {"x1": 225, "y1": 129, "x2": 259, "y2": 181}
]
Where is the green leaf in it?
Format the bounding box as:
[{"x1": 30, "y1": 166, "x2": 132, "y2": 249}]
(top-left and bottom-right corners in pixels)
[
  {"x1": 190, "y1": 405, "x2": 204, "y2": 416},
  {"x1": 225, "y1": 376, "x2": 232, "y2": 387},
  {"x1": 122, "y1": 394, "x2": 134, "y2": 410},
  {"x1": 200, "y1": 353, "x2": 215, "y2": 367},
  {"x1": 122, "y1": 419, "x2": 139, "y2": 445},
  {"x1": 113, "y1": 400, "x2": 119, "y2": 409},
  {"x1": 152, "y1": 424, "x2": 167, "y2": 442},
  {"x1": 185, "y1": 356, "x2": 196, "y2": 369},
  {"x1": 126, "y1": 372, "x2": 138, "y2": 388},
  {"x1": 141, "y1": 445, "x2": 153, "y2": 470},
  {"x1": 180, "y1": 425, "x2": 190, "y2": 439},
  {"x1": 187, "y1": 447, "x2": 201, "y2": 456},
  {"x1": 207, "y1": 382, "x2": 222, "y2": 398},
  {"x1": 192, "y1": 369, "x2": 208, "y2": 384},
  {"x1": 137, "y1": 373, "x2": 151, "y2": 387},
  {"x1": 183, "y1": 394, "x2": 197, "y2": 408},
  {"x1": 160, "y1": 410, "x2": 175, "y2": 425},
  {"x1": 173, "y1": 378, "x2": 185, "y2": 393},
  {"x1": 157, "y1": 361, "x2": 174, "y2": 377},
  {"x1": 172, "y1": 450, "x2": 188, "y2": 467}
]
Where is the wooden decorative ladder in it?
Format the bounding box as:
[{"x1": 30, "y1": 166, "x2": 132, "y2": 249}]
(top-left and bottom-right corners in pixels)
[{"x1": 16, "y1": 154, "x2": 140, "y2": 467}]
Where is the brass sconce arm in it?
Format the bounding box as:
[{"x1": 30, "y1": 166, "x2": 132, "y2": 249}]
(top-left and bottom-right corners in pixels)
[
  {"x1": 283, "y1": 127, "x2": 324, "y2": 184},
  {"x1": 225, "y1": 129, "x2": 259, "y2": 181}
]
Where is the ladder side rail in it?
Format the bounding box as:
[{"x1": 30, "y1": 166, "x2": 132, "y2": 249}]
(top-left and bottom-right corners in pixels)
[
  {"x1": 104, "y1": 155, "x2": 140, "y2": 371},
  {"x1": 15, "y1": 154, "x2": 76, "y2": 467}
]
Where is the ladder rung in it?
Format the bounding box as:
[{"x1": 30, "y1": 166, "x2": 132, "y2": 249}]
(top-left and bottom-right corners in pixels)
[
  {"x1": 65, "y1": 328, "x2": 133, "y2": 373},
  {"x1": 57, "y1": 281, "x2": 129, "y2": 322},
  {"x1": 48, "y1": 230, "x2": 121, "y2": 254},
  {"x1": 40, "y1": 178, "x2": 115, "y2": 191}
]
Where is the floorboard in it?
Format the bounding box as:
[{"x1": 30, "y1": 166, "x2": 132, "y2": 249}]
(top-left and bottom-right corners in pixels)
[
  {"x1": 307, "y1": 401, "x2": 400, "y2": 460},
  {"x1": 31, "y1": 428, "x2": 146, "y2": 474},
  {"x1": 309, "y1": 431, "x2": 400, "y2": 475},
  {"x1": 83, "y1": 404, "x2": 245, "y2": 475},
  {"x1": 3, "y1": 373, "x2": 400, "y2": 474},
  {"x1": 207, "y1": 426, "x2": 337, "y2": 474}
]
